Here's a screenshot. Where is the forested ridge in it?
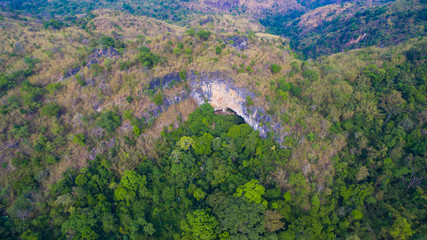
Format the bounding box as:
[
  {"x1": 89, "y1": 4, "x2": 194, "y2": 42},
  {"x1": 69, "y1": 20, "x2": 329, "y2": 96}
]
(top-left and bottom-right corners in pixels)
[
  {"x1": 0, "y1": 1, "x2": 426, "y2": 240},
  {"x1": 261, "y1": 0, "x2": 426, "y2": 58}
]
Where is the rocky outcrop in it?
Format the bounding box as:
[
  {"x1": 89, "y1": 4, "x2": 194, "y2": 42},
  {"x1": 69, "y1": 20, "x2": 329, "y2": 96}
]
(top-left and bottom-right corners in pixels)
[
  {"x1": 86, "y1": 47, "x2": 119, "y2": 68},
  {"x1": 204, "y1": 0, "x2": 239, "y2": 11},
  {"x1": 148, "y1": 72, "x2": 181, "y2": 91},
  {"x1": 187, "y1": 72, "x2": 272, "y2": 137},
  {"x1": 225, "y1": 35, "x2": 248, "y2": 51},
  {"x1": 142, "y1": 71, "x2": 285, "y2": 143},
  {"x1": 62, "y1": 47, "x2": 119, "y2": 79}
]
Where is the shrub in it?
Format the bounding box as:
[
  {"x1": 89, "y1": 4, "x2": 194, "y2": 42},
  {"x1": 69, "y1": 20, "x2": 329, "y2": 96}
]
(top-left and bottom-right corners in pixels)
[
  {"x1": 302, "y1": 69, "x2": 320, "y2": 81},
  {"x1": 0, "y1": 74, "x2": 16, "y2": 94},
  {"x1": 11, "y1": 156, "x2": 29, "y2": 167},
  {"x1": 72, "y1": 133, "x2": 86, "y2": 146},
  {"x1": 277, "y1": 78, "x2": 290, "y2": 92},
  {"x1": 21, "y1": 80, "x2": 44, "y2": 108},
  {"x1": 270, "y1": 64, "x2": 282, "y2": 74},
  {"x1": 215, "y1": 46, "x2": 222, "y2": 55},
  {"x1": 90, "y1": 64, "x2": 103, "y2": 77},
  {"x1": 153, "y1": 92, "x2": 164, "y2": 106},
  {"x1": 290, "y1": 61, "x2": 301, "y2": 73},
  {"x1": 45, "y1": 155, "x2": 59, "y2": 164},
  {"x1": 140, "y1": 46, "x2": 150, "y2": 53},
  {"x1": 11, "y1": 124, "x2": 30, "y2": 139},
  {"x1": 197, "y1": 30, "x2": 212, "y2": 40},
  {"x1": 125, "y1": 96, "x2": 133, "y2": 103},
  {"x1": 119, "y1": 61, "x2": 132, "y2": 71},
  {"x1": 173, "y1": 47, "x2": 182, "y2": 55},
  {"x1": 76, "y1": 75, "x2": 86, "y2": 86},
  {"x1": 44, "y1": 19, "x2": 65, "y2": 30},
  {"x1": 179, "y1": 70, "x2": 187, "y2": 81},
  {"x1": 46, "y1": 82, "x2": 61, "y2": 94},
  {"x1": 41, "y1": 103, "x2": 62, "y2": 118},
  {"x1": 98, "y1": 36, "x2": 125, "y2": 49},
  {"x1": 186, "y1": 28, "x2": 196, "y2": 36},
  {"x1": 7, "y1": 95, "x2": 21, "y2": 108},
  {"x1": 138, "y1": 51, "x2": 160, "y2": 68},
  {"x1": 290, "y1": 83, "x2": 302, "y2": 97},
  {"x1": 246, "y1": 96, "x2": 254, "y2": 106},
  {"x1": 97, "y1": 111, "x2": 122, "y2": 133},
  {"x1": 123, "y1": 110, "x2": 133, "y2": 120}
]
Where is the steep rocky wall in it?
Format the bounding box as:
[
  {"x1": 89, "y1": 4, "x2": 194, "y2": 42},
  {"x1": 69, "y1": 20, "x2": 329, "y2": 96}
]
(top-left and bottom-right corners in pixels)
[
  {"x1": 188, "y1": 72, "x2": 272, "y2": 138},
  {"x1": 144, "y1": 72, "x2": 284, "y2": 142}
]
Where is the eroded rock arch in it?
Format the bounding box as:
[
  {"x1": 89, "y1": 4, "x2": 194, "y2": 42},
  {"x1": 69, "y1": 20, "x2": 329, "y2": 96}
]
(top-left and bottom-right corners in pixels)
[{"x1": 189, "y1": 77, "x2": 270, "y2": 138}]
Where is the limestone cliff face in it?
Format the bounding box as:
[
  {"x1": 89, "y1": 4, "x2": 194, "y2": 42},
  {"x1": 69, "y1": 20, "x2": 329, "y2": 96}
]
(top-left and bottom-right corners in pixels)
[
  {"x1": 188, "y1": 72, "x2": 272, "y2": 138},
  {"x1": 144, "y1": 71, "x2": 283, "y2": 142}
]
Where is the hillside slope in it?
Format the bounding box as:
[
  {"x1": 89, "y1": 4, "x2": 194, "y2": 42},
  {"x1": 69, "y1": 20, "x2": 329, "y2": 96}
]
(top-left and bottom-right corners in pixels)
[
  {"x1": 0, "y1": 7, "x2": 426, "y2": 240},
  {"x1": 261, "y1": 0, "x2": 426, "y2": 58}
]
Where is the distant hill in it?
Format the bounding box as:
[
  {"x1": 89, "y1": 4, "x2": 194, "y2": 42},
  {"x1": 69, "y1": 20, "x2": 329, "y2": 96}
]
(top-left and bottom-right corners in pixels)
[
  {"x1": 261, "y1": 0, "x2": 427, "y2": 58},
  {"x1": 1, "y1": 0, "x2": 348, "y2": 22}
]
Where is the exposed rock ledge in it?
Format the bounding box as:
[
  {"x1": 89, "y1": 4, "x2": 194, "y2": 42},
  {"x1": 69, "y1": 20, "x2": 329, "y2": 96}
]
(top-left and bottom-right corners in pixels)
[
  {"x1": 144, "y1": 72, "x2": 285, "y2": 143},
  {"x1": 188, "y1": 72, "x2": 271, "y2": 138}
]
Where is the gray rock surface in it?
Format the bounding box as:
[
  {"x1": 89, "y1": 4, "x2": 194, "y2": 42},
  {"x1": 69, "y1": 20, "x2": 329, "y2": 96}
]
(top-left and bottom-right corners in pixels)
[
  {"x1": 62, "y1": 47, "x2": 119, "y2": 79},
  {"x1": 143, "y1": 71, "x2": 286, "y2": 144}
]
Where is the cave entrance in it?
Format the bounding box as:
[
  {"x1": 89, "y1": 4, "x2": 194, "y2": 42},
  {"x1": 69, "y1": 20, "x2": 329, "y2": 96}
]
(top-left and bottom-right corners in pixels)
[{"x1": 214, "y1": 108, "x2": 245, "y2": 125}]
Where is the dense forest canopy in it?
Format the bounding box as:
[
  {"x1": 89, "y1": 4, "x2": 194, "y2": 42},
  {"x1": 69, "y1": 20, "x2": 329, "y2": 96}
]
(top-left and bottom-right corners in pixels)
[{"x1": 0, "y1": 0, "x2": 426, "y2": 239}]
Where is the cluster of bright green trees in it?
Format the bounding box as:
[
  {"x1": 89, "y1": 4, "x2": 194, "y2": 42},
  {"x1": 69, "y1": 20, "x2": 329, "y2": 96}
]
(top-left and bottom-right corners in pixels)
[{"x1": 0, "y1": 104, "x2": 291, "y2": 239}]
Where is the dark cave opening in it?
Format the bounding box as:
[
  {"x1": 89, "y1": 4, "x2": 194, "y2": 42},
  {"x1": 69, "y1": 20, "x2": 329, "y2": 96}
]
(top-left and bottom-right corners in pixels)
[{"x1": 214, "y1": 108, "x2": 245, "y2": 125}]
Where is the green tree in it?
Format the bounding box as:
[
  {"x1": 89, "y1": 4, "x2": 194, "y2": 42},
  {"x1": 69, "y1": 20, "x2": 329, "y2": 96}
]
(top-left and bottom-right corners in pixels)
[
  {"x1": 153, "y1": 91, "x2": 164, "y2": 105},
  {"x1": 302, "y1": 69, "x2": 320, "y2": 81},
  {"x1": 193, "y1": 188, "x2": 206, "y2": 201},
  {"x1": 114, "y1": 170, "x2": 147, "y2": 203},
  {"x1": 75, "y1": 174, "x2": 88, "y2": 186},
  {"x1": 270, "y1": 64, "x2": 282, "y2": 74},
  {"x1": 214, "y1": 197, "x2": 266, "y2": 239},
  {"x1": 173, "y1": 47, "x2": 183, "y2": 55},
  {"x1": 351, "y1": 209, "x2": 363, "y2": 220},
  {"x1": 192, "y1": 133, "x2": 214, "y2": 156},
  {"x1": 138, "y1": 50, "x2": 160, "y2": 68},
  {"x1": 41, "y1": 102, "x2": 62, "y2": 117},
  {"x1": 21, "y1": 229, "x2": 40, "y2": 240},
  {"x1": 186, "y1": 27, "x2": 196, "y2": 36},
  {"x1": 178, "y1": 136, "x2": 195, "y2": 151},
  {"x1": 0, "y1": 74, "x2": 15, "y2": 93},
  {"x1": 46, "y1": 82, "x2": 61, "y2": 94},
  {"x1": 215, "y1": 46, "x2": 222, "y2": 55},
  {"x1": 72, "y1": 133, "x2": 86, "y2": 146},
  {"x1": 181, "y1": 210, "x2": 218, "y2": 240},
  {"x1": 61, "y1": 212, "x2": 98, "y2": 240},
  {"x1": 97, "y1": 111, "x2": 121, "y2": 133},
  {"x1": 44, "y1": 19, "x2": 65, "y2": 30},
  {"x1": 197, "y1": 30, "x2": 212, "y2": 40},
  {"x1": 179, "y1": 70, "x2": 187, "y2": 81},
  {"x1": 235, "y1": 179, "x2": 268, "y2": 207},
  {"x1": 389, "y1": 217, "x2": 414, "y2": 240}
]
